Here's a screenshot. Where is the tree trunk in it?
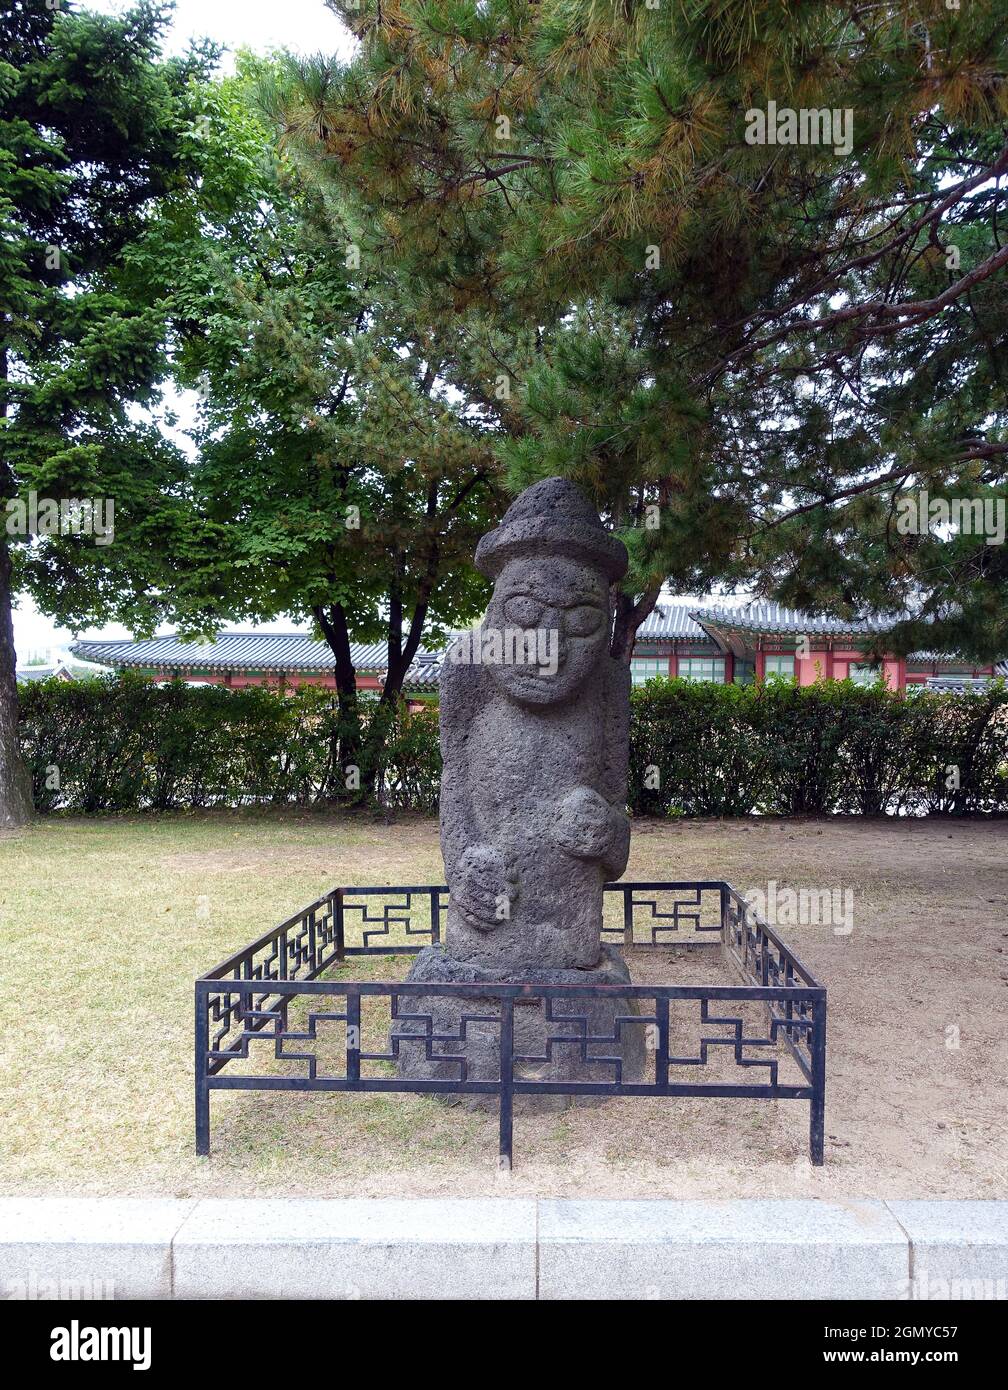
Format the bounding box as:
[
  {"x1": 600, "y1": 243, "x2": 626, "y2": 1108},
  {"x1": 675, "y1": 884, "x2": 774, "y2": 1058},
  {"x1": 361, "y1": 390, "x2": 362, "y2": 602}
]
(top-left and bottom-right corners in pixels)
[
  {"x1": 364, "y1": 583, "x2": 433, "y2": 810},
  {"x1": 611, "y1": 583, "x2": 663, "y2": 664},
  {"x1": 314, "y1": 602, "x2": 368, "y2": 803},
  {"x1": 0, "y1": 539, "x2": 32, "y2": 828}
]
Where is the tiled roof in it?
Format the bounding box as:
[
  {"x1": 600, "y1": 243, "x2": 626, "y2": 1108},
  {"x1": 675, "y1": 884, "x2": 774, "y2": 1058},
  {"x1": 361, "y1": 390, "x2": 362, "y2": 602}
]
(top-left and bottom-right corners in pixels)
[
  {"x1": 15, "y1": 664, "x2": 71, "y2": 683},
  {"x1": 635, "y1": 603, "x2": 711, "y2": 641},
  {"x1": 69, "y1": 611, "x2": 1007, "y2": 683},
  {"x1": 641, "y1": 598, "x2": 893, "y2": 641},
  {"x1": 924, "y1": 674, "x2": 1001, "y2": 693},
  {"x1": 402, "y1": 654, "x2": 442, "y2": 691},
  {"x1": 69, "y1": 633, "x2": 411, "y2": 674},
  {"x1": 907, "y1": 651, "x2": 991, "y2": 668},
  {"x1": 692, "y1": 601, "x2": 893, "y2": 638},
  {"x1": 69, "y1": 632, "x2": 444, "y2": 690}
]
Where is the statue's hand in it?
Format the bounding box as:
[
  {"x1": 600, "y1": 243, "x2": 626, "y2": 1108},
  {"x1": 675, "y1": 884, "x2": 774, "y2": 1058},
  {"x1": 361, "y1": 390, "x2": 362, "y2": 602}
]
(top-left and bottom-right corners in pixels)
[
  {"x1": 450, "y1": 843, "x2": 518, "y2": 931},
  {"x1": 552, "y1": 787, "x2": 630, "y2": 876}
]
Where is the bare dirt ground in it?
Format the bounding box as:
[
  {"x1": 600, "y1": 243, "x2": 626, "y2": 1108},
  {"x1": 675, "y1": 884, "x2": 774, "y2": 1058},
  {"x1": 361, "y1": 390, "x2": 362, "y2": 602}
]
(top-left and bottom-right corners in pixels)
[{"x1": 1, "y1": 812, "x2": 1005, "y2": 1198}]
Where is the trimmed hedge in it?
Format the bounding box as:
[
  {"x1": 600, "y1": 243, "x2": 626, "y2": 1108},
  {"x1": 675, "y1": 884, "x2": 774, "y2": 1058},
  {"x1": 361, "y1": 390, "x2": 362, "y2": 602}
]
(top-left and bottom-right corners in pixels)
[
  {"x1": 17, "y1": 673, "x2": 1008, "y2": 816},
  {"x1": 17, "y1": 676, "x2": 440, "y2": 814},
  {"x1": 629, "y1": 677, "x2": 1008, "y2": 817}
]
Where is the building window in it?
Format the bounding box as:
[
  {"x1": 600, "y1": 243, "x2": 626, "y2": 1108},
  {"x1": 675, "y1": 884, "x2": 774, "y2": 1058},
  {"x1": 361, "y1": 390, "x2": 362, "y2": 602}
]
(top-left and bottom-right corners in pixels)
[
  {"x1": 764, "y1": 653, "x2": 795, "y2": 680},
  {"x1": 849, "y1": 663, "x2": 883, "y2": 687},
  {"x1": 678, "y1": 656, "x2": 726, "y2": 683},
  {"x1": 630, "y1": 657, "x2": 668, "y2": 686},
  {"x1": 734, "y1": 658, "x2": 755, "y2": 686}
]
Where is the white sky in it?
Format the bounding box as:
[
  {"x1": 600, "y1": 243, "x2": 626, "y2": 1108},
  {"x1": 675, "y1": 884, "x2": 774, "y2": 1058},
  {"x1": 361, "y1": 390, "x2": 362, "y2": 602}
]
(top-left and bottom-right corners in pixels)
[
  {"x1": 14, "y1": 0, "x2": 355, "y2": 663},
  {"x1": 88, "y1": 0, "x2": 356, "y2": 67}
]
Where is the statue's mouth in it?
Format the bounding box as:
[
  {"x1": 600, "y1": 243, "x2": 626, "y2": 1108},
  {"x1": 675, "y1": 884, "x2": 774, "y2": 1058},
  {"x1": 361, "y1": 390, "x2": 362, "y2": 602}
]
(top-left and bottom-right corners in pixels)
[{"x1": 516, "y1": 666, "x2": 563, "y2": 682}]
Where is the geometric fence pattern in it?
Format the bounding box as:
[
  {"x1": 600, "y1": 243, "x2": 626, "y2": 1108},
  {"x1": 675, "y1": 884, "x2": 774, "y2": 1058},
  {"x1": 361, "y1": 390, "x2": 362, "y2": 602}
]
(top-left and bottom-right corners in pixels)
[{"x1": 196, "y1": 881, "x2": 826, "y2": 1169}]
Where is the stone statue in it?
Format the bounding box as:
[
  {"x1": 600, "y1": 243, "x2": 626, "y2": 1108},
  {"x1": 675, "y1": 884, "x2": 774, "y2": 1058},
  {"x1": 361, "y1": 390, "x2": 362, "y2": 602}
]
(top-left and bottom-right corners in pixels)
[
  {"x1": 441, "y1": 477, "x2": 631, "y2": 969},
  {"x1": 394, "y1": 477, "x2": 644, "y2": 1103}
]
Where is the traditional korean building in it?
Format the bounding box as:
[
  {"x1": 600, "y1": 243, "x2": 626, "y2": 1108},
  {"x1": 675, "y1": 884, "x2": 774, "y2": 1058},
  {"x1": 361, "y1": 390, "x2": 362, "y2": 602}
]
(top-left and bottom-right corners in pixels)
[
  {"x1": 71, "y1": 601, "x2": 1006, "y2": 696},
  {"x1": 630, "y1": 601, "x2": 1005, "y2": 689},
  {"x1": 68, "y1": 632, "x2": 442, "y2": 705},
  {"x1": 15, "y1": 660, "x2": 77, "y2": 685}
]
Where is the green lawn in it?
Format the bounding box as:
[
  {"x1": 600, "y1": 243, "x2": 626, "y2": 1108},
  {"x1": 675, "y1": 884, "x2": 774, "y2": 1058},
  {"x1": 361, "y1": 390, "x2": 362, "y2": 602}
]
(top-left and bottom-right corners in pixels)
[{"x1": 1, "y1": 811, "x2": 1006, "y2": 1199}]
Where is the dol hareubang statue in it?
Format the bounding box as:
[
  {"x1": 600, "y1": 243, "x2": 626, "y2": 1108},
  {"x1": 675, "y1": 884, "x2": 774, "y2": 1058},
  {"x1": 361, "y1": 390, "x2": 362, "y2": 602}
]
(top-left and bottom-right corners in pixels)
[
  {"x1": 395, "y1": 477, "x2": 645, "y2": 1101},
  {"x1": 441, "y1": 477, "x2": 631, "y2": 971}
]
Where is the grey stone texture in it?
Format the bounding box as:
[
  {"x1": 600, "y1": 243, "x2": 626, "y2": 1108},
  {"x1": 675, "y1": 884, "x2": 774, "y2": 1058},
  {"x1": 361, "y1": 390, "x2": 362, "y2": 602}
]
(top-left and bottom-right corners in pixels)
[
  {"x1": 397, "y1": 478, "x2": 643, "y2": 1100},
  {"x1": 172, "y1": 1198, "x2": 537, "y2": 1301},
  {"x1": 0, "y1": 1197, "x2": 193, "y2": 1300},
  {"x1": 441, "y1": 478, "x2": 631, "y2": 973},
  {"x1": 887, "y1": 1199, "x2": 1008, "y2": 1298},
  {"x1": 538, "y1": 1198, "x2": 910, "y2": 1301}
]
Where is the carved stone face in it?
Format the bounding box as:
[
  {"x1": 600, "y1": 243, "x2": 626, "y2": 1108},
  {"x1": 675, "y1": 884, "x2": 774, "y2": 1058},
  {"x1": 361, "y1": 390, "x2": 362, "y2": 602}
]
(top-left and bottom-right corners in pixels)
[{"x1": 483, "y1": 555, "x2": 611, "y2": 706}]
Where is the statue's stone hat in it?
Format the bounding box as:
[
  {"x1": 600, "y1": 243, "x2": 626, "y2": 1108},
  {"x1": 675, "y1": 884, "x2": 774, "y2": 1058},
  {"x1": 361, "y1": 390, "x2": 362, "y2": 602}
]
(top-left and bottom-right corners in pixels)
[{"x1": 475, "y1": 477, "x2": 628, "y2": 581}]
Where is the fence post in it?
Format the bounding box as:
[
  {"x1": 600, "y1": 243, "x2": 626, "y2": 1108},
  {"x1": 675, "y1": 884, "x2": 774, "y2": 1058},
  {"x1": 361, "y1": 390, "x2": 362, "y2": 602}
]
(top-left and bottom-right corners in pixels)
[
  {"x1": 335, "y1": 888, "x2": 345, "y2": 963},
  {"x1": 278, "y1": 928, "x2": 290, "y2": 1034},
  {"x1": 346, "y1": 986, "x2": 361, "y2": 1086},
  {"x1": 195, "y1": 983, "x2": 210, "y2": 1157},
  {"x1": 760, "y1": 924, "x2": 770, "y2": 986},
  {"x1": 809, "y1": 993, "x2": 827, "y2": 1165},
  {"x1": 499, "y1": 997, "x2": 514, "y2": 1173},
  {"x1": 655, "y1": 995, "x2": 670, "y2": 1090},
  {"x1": 719, "y1": 883, "x2": 731, "y2": 972}
]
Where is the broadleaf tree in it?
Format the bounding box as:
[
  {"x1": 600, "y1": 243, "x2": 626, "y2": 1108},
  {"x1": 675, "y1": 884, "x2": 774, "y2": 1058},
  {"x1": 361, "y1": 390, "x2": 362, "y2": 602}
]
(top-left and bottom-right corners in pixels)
[
  {"x1": 0, "y1": 0, "x2": 215, "y2": 826},
  {"x1": 133, "y1": 54, "x2": 537, "y2": 796}
]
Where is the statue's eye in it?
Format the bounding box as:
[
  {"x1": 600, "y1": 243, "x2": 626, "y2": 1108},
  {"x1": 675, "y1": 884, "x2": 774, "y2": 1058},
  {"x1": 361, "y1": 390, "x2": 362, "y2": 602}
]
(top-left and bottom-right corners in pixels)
[
  {"x1": 503, "y1": 594, "x2": 543, "y2": 627},
  {"x1": 565, "y1": 604, "x2": 604, "y2": 636}
]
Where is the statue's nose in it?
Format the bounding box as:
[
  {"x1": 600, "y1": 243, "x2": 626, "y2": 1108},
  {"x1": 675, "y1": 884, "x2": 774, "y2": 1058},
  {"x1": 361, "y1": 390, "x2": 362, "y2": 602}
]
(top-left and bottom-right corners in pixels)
[{"x1": 541, "y1": 608, "x2": 567, "y2": 667}]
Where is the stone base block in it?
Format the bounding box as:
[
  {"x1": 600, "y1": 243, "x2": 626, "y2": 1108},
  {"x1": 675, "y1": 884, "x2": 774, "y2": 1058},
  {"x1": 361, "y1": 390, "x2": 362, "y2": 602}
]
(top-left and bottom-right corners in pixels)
[{"x1": 391, "y1": 943, "x2": 647, "y2": 1112}]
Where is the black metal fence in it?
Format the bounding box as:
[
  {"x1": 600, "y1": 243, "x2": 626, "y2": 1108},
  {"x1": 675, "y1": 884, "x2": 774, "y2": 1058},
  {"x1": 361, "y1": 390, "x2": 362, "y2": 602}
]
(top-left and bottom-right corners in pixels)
[{"x1": 195, "y1": 881, "x2": 826, "y2": 1168}]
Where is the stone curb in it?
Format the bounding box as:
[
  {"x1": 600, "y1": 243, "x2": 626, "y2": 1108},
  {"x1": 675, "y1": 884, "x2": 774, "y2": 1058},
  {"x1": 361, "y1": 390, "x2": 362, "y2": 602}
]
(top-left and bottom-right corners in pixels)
[
  {"x1": 172, "y1": 1198, "x2": 538, "y2": 1300},
  {"x1": 539, "y1": 1198, "x2": 908, "y2": 1300},
  {"x1": 0, "y1": 1199, "x2": 195, "y2": 1301},
  {"x1": 0, "y1": 1198, "x2": 1005, "y2": 1300}
]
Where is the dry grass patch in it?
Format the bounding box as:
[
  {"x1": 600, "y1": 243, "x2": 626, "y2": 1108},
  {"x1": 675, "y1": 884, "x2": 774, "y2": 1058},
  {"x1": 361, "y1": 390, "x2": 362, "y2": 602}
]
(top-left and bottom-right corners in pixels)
[{"x1": 1, "y1": 810, "x2": 1005, "y2": 1198}]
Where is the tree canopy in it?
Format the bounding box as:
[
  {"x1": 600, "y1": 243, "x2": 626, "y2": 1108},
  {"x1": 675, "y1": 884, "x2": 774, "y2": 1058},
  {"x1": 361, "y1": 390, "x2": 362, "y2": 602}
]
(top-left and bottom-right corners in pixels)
[
  {"x1": 267, "y1": 0, "x2": 1008, "y2": 662},
  {"x1": 131, "y1": 53, "x2": 539, "y2": 792}
]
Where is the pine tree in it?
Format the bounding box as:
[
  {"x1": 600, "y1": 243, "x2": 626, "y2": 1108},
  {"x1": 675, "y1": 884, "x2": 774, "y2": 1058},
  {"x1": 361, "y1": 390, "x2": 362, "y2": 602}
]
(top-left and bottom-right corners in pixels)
[{"x1": 269, "y1": 0, "x2": 1008, "y2": 663}]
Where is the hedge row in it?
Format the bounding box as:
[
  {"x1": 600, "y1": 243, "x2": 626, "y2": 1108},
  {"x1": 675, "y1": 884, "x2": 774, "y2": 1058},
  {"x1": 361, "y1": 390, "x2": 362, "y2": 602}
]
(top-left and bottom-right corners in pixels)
[
  {"x1": 17, "y1": 674, "x2": 1008, "y2": 816},
  {"x1": 629, "y1": 677, "x2": 1008, "y2": 816},
  {"x1": 17, "y1": 677, "x2": 440, "y2": 814}
]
